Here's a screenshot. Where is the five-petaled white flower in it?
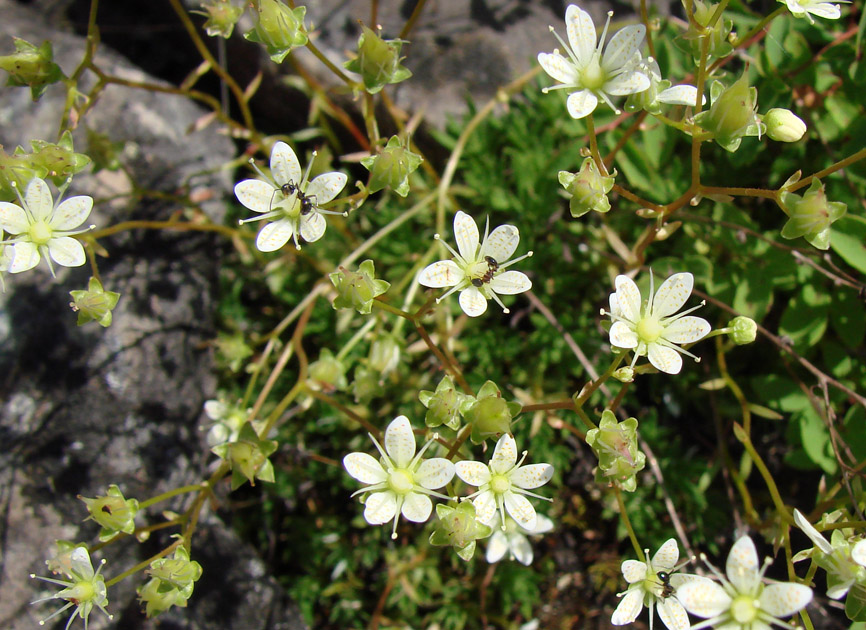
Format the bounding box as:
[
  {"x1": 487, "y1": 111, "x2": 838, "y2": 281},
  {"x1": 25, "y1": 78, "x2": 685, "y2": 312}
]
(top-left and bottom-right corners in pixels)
[
  {"x1": 612, "y1": 538, "x2": 698, "y2": 630},
  {"x1": 455, "y1": 433, "x2": 553, "y2": 531},
  {"x1": 417, "y1": 210, "x2": 533, "y2": 317},
  {"x1": 486, "y1": 513, "x2": 553, "y2": 566},
  {"x1": 235, "y1": 141, "x2": 347, "y2": 251},
  {"x1": 604, "y1": 272, "x2": 710, "y2": 375},
  {"x1": 538, "y1": 4, "x2": 650, "y2": 119},
  {"x1": 0, "y1": 177, "x2": 93, "y2": 276},
  {"x1": 343, "y1": 415, "x2": 455, "y2": 539},
  {"x1": 778, "y1": 0, "x2": 849, "y2": 24},
  {"x1": 676, "y1": 536, "x2": 813, "y2": 630},
  {"x1": 30, "y1": 545, "x2": 113, "y2": 630},
  {"x1": 793, "y1": 508, "x2": 866, "y2": 599}
]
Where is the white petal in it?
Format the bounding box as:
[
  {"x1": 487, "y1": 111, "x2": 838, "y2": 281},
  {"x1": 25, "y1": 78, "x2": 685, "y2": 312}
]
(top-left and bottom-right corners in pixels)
[
  {"x1": 510, "y1": 532, "x2": 533, "y2": 565},
  {"x1": 663, "y1": 316, "x2": 710, "y2": 344},
  {"x1": 538, "y1": 52, "x2": 577, "y2": 85},
  {"x1": 235, "y1": 179, "x2": 278, "y2": 213},
  {"x1": 504, "y1": 491, "x2": 537, "y2": 530},
  {"x1": 604, "y1": 70, "x2": 651, "y2": 95},
  {"x1": 48, "y1": 236, "x2": 85, "y2": 267},
  {"x1": 532, "y1": 513, "x2": 554, "y2": 534},
  {"x1": 343, "y1": 452, "x2": 387, "y2": 484},
  {"x1": 299, "y1": 211, "x2": 326, "y2": 243},
  {"x1": 0, "y1": 202, "x2": 30, "y2": 234},
  {"x1": 614, "y1": 275, "x2": 642, "y2": 321},
  {"x1": 675, "y1": 577, "x2": 731, "y2": 618},
  {"x1": 602, "y1": 25, "x2": 646, "y2": 72},
  {"x1": 455, "y1": 460, "x2": 492, "y2": 486},
  {"x1": 565, "y1": 3, "x2": 596, "y2": 66},
  {"x1": 726, "y1": 535, "x2": 761, "y2": 594},
  {"x1": 8, "y1": 242, "x2": 39, "y2": 273},
  {"x1": 621, "y1": 559, "x2": 648, "y2": 583},
  {"x1": 384, "y1": 415, "x2": 416, "y2": 468},
  {"x1": 567, "y1": 90, "x2": 599, "y2": 119},
  {"x1": 652, "y1": 538, "x2": 680, "y2": 571},
  {"x1": 305, "y1": 172, "x2": 347, "y2": 205},
  {"x1": 51, "y1": 196, "x2": 93, "y2": 230},
  {"x1": 647, "y1": 343, "x2": 683, "y2": 374},
  {"x1": 826, "y1": 580, "x2": 853, "y2": 600},
  {"x1": 25, "y1": 178, "x2": 52, "y2": 221},
  {"x1": 488, "y1": 270, "x2": 531, "y2": 295},
  {"x1": 401, "y1": 492, "x2": 433, "y2": 523},
  {"x1": 415, "y1": 458, "x2": 455, "y2": 489},
  {"x1": 805, "y1": 2, "x2": 841, "y2": 18},
  {"x1": 760, "y1": 583, "x2": 813, "y2": 617},
  {"x1": 459, "y1": 286, "x2": 488, "y2": 317},
  {"x1": 611, "y1": 588, "x2": 644, "y2": 625},
  {"x1": 490, "y1": 433, "x2": 518, "y2": 473},
  {"x1": 256, "y1": 219, "x2": 293, "y2": 252},
  {"x1": 652, "y1": 272, "x2": 694, "y2": 318},
  {"x1": 657, "y1": 597, "x2": 691, "y2": 630},
  {"x1": 793, "y1": 509, "x2": 833, "y2": 554},
  {"x1": 453, "y1": 211, "x2": 479, "y2": 260},
  {"x1": 363, "y1": 491, "x2": 397, "y2": 525},
  {"x1": 473, "y1": 490, "x2": 498, "y2": 525},
  {"x1": 418, "y1": 260, "x2": 462, "y2": 288},
  {"x1": 658, "y1": 85, "x2": 704, "y2": 107},
  {"x1": 270, "y1": 141, "x2": 302, "y2": 188},
  {"x1": 610, "y1": 321, "x2": 639, "y2": 349},
  {"x1": 487, "y1": 531, "x2": 509, "y2": 563},
  {"x1": 510, "y1": 464, "x2": 553, "y2": 489},
  {"x1": 481, "y1": 224, "x2": 520, "y2": 262},
  {"x1": 69, "y1": 546, "x2": 94, "y2": 580},
  {"x1": 852, "y1": 540, "x2": 866, "y2": 567}
]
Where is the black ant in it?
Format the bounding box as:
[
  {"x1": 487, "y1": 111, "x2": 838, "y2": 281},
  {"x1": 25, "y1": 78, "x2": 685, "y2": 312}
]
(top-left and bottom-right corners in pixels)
[
  {"x1": 657, "y1": 571, "x2": 675, "y2": 598},
  {"x1": 273, "y1": 180, "x2": 317, "y2": 215},
  {"x1": 471, "y1": 256, "x2": 499, "y2": 288}
]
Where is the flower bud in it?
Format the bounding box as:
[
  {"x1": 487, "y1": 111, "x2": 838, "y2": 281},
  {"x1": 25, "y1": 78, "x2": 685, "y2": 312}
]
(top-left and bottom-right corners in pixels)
[
  {"x1": 429, "y1": 502, "x2": 493, "y2": 561},
  {"x1": 70, "y1": 277, "x2": 121, "y2": 328},
  {"x1": 613, "y1": 366, "x2": 635, "y2": 383},
  {"x1": 203, "y1": 398, "x2": 250, "y2": 446},
  {"x1": 779, "y1": 179, "x2": 847, "y2": 250},
  {"x1": 0, "y1": 38, "x2": 64, "y2": 100},
  {"x1": 138, "y1": 546, "x2": 202, "y2": 618},
  {"x1": 344, "y1": 25, "x2": 412, "y2": 94},
  {"x1": 197, "y1": 0, "x2": 243, "y2": 39},
  {"x1": 79, "y1": 485, "x2": 139, "y2": 541},
  {"x1": 360, "y1": 136, "x2": 423, "y2": 197},
  {"x1": 695, "y1": 74, "x2": 763, "y2": 152},
  {"x1": 307, "y1": 348, "x2": 347, "y2": 393},
  {"x1": 465, "y1": 381, "x2": 520, "y2": 445},
  {"x1": 351, "y1": 366, "x2": 382, "y2": 404},
  {"x1": 419, "y1": 375, "x2": 474, "y2": 431},
  {"x1": 211, "y1": 424, "x2": 278, "y2": 490},
  {"x1": 729, "y1": 316, "x2": 757, "y2": 345},
  {"x1": 558, "y1": 157, "x2": 615, "y2": 218},
  {"x1": 585, "y1": 410, "x2": 646, "y2": 492},
  {"x1": 684, "y1": 0, "x2": 734, "y2": 62},
  {"x1": 330, "y1": 260, "x2": 390, "y2": 314},
  {"x1": 244, "y1": 0, "x2": 308, "y2": 63},
  {"x1": 764, "y1": 108, "x2": 806, "y2": 142},
  {"x1": 368, "y1": 334, "x2": 401, "y2": 377}
]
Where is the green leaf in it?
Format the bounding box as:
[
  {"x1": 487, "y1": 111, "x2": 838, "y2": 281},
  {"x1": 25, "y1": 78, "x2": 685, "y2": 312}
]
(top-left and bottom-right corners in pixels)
[
  {"x1": 847, "y1": 584, "x2": 866, "y2": 621},
  {"x1": 779, "y1": 284, "x2": 830, "y2": 349},
  {"x1": 830, "y1": 215, "x2": 866, "y2": 274},
  {"x1": 748, "y1": 404, "x2": 784, "y2": 420},
  {"x1": 751, "y1": 374, "x2": 809, "y2": 412},
  {"x1": 796, "y1": 406, "x2": 837, "y2": 474},
  {"x1": 831, "y1": 287, "x2": 866, "y2": 346}
]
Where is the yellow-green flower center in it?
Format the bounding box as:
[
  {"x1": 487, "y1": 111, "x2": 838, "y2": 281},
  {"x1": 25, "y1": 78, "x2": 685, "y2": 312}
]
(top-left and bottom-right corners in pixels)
[
  {"x1": 580, "y1": 56, "x2": 606, "y2": 90},
  {"x1": 281, "y1": 195, "x2": 301, "y2": 219},
  {"x1": 731, "y1": 594, "x2": 759, "y2": 624},
  {"x1": 490, "y1": 473, "x2": 511, "y2": 495},
  {"x1": 66, "y1": 579, "x2": 96, "y2": 602},
  {"x1": 467, "y1": 260, "x2": 488, "y2": 280},
  {"x1": 636, "y1": 316, "x2": 663, "y2": 343},
  {"x1": 28, "y1": 219, "x2": 53, "y2": 246},
  {"x1": 388, "y1": 469, "x2": 414, "y2": 495}
]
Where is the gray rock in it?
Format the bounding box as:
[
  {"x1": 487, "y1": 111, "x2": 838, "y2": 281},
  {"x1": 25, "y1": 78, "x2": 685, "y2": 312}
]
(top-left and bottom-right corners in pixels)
[{"x1": 0, "y1": 2, "x2": 305, "y2": 629}]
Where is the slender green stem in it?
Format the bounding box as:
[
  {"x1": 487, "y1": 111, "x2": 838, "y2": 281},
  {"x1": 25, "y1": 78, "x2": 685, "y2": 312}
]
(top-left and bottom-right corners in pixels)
[
  {"x1": 336, "y1": 317, "x2": 377, "y2": 362},
  {"x1": 614, "y1": 486, "x2": 645, "y2": 562},
  {"x1": 732, "y1": 7, "x2": 786, "y2": 47},
  {"x1": 735, "y1": 426, "x2": 791, "y2": 524},
  {"x1": 105, "y1": 539, "x2": 182, "y2": 588},
  {"x1": 573, "y1": 353, "x2": 624, "y2": 408},
  {"x1": 138, "y1": 483, "x2": 207, "y2": 510}
]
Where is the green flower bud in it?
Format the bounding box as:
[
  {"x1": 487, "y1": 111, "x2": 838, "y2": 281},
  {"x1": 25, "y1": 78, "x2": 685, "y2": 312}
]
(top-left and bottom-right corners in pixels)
[
  {"x1": 429, "y1": 501, "x2": 493, "y2": 561},
  {"x1": 558, "y1": 157, "x2": 615, "y2": 218},
  {"x1": 138, "y1": 546, "x2": 202, "y2": 618},
  {"x1": 244, "y1": 0, "x2": 308, "y2": 63},
  {"x1": 343, "y1": 25, "x2": 412, "y2": 94},
  {"x1": 351, "y1": 366, "x2": 382, "y2": 404},
  {"x1": 729, "y1": 316, "x2": 757, "y2": 345},
  {"x1": 0, "y1": 38, "x2": 65, "y2": 100},
  {"x1": 764, "y1": 108, "x2": 806, "y2": 142},
  {"x1": 196, "y1": 0, "x2": 244, "y2": 39},
  {"x1": 211, "y1": 423, "x2": 278, "y2": 490},
  {"x1": 330, "y1": 259, "x2": 390, "y2": 314},
  {"x1": 779, "y1": 179, "x2": 847, "y2": 250},
  {"x1": 70, "y1": 277, "x2": 121, "y2": 328},
  {"x1": 465, "y1": 381, "x2": 521, "y2": 445},
  {"x1": 360, "y1": 136, "x2": 423, "y2": 197},
  {"x1": 79, "y1": 485, "x2": 139, "y2": 541},
  {"x1": 203, "y1": 397, "x2": 251, "y2": 447},
  {"x1": 368, "y1": 334, "x2": 401, "y2": 378},
  {"x1": 613, "y1": 366, "x2": 635, "y2": 383},
  {"x1": 695, "y1": 74, "x2": 763, "y2": 152},
  {"x1": 585, "y1": 410, "x2": 646, "y2": 492},
  {"x1": 215, "y1": 332, "x2": 253, "y2": 373},
  {"x1": 307, "y1": 348, "x2": 347, "y2": 392},
  {"x1": 419, "y1": 375, "x2": 475, "y2": 431},
  {"x1": 684, "y1": 0, "x2": 734, "y2": 63}
]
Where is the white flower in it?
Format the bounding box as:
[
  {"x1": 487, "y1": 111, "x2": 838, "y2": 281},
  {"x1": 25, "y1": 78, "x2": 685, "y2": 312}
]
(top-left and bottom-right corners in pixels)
[
  {"x1": 235, "y1": 141, "x2": 347, "y2": 251},
  {"x1": 538, "y1": 4, "x2": 650, "y2": 119},
  {"x1": 676, "y1": 536, "x2": 813, "y2": 630},
  {"x1": 455, "y1": 433, "x2": 553, "y2": 531},
  {"x1": 30, "y1": 546, "x2": 113, "y2": 630},
  {"x1": 612, "y1": 538, "x2": 699, "y2": 630},
  {"x1": 779, "y1": 0, "x2": 849, "y2": 24},
  {"x1": 604, "y1": 272, "x2": 710, "y2": 374},
  {"x1": 626, "y1": 57, "x2": 705, "y2": 114},
  {"x1": 417, "y1": 210, "x2": 532, "y2": 317},
  {"x1": 486, "y1": 514, "x2": 553, "y2": 566},
  {"x1": 343, "y1": 415, "x2": 455, "y2": 539},
  {"x1": 202, "y1": 398, "x2": 250, "y2": 447},
  {"x1": 793, "y1": 508, "x2": 866, "y2": 599},
  {"x1": 0, "y1": 177, "x2": 93, "y2": 276}
]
